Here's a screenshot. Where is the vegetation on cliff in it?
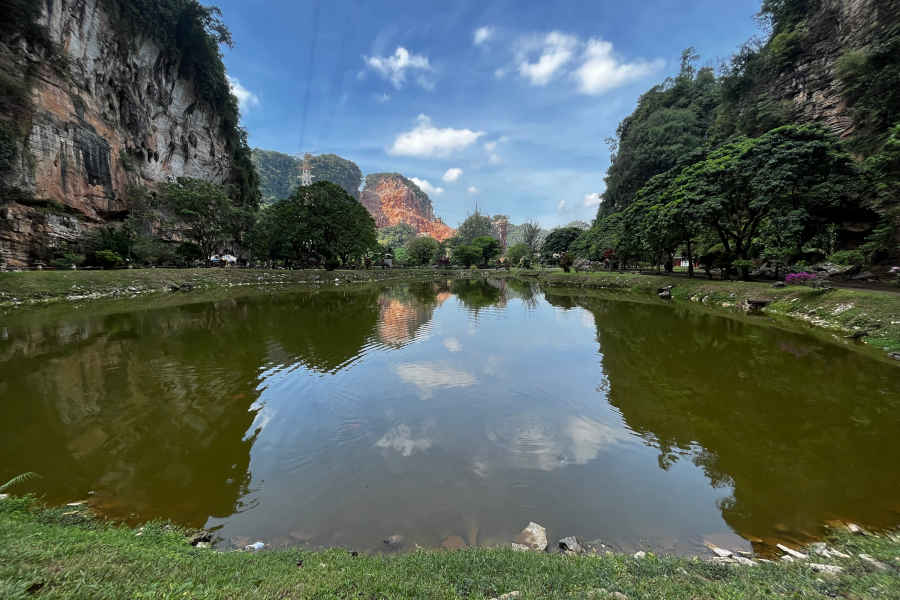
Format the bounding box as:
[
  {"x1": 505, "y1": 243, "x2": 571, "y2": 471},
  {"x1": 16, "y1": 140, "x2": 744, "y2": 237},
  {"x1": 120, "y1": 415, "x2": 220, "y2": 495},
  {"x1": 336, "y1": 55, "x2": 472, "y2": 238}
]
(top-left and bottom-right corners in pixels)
[
  {"x1": 571, "y1": 0, "x2": 900, "y2": 277},
  {"x1": 251, "y1": 149, "x2": 363, "y2": 203}
]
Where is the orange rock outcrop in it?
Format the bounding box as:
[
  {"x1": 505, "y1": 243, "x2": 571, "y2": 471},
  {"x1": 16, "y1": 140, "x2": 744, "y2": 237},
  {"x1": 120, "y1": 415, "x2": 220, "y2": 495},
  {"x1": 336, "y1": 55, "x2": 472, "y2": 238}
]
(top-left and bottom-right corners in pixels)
[{"x1": 360, "y1": 174, "x2": 455, "y2": 241}]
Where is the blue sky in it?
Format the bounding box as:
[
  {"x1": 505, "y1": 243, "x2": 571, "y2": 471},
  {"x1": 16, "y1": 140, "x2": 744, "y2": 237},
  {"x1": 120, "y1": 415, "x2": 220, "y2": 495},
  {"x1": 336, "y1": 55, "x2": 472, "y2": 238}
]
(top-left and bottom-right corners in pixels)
[{"x1": 217, "y1": 0, "x2": 764, "y2": 228}]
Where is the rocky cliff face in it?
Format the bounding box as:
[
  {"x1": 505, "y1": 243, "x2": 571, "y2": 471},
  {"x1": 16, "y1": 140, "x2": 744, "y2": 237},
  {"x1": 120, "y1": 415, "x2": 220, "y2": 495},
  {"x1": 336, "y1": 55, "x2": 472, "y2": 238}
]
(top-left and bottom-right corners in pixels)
[
  {"x1": 360, "y1": 174, "x2": 455, "y2": 242},
  {"x1": 0, "y1": 0, "x2": 232, "y2": 267},
  {"x1": 765, "y1": 0, "x2": 899, "y2": 139}
]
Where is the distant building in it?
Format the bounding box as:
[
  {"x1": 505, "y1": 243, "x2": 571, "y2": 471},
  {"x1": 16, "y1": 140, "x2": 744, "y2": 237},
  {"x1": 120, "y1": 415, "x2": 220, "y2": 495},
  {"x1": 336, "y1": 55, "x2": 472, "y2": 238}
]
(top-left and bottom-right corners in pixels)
[{"x1": 491, "y1": 216, "x2": 509, "y2": 250}]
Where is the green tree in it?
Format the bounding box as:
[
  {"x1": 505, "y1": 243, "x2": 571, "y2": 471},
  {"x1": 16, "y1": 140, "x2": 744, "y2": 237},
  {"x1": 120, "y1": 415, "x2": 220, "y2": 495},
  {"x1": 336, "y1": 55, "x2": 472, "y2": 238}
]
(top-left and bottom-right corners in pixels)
[
  {"x1": 254, "y1": 181, "x2": 376, "y2": 268},
  {"x1": 860, "y1": 123, "x2": 900, "y2": 262},
  {"x1": 541, "y1": 227, "x2": 583, "y2": 262},
  {"x1": 602, "y1": 50, "x2": 720, "y2": 214},
  {"x1": 456, "y1": 213, "x2": 493, "y2": 244},
  {"x1": 505, "y1": 243, "x2": 531, "y2": 267},
  {"x1": 472, "y1": 236, "x2": 501, "y2": 265},
  {"x1": 520, "y1": 221, "x2": 542, "y2": 252},
  {"x1": 162, "y1": 178, "x2": 233, "y2": 262},
  {"x1": 671, "y1": 125, "x2": 856, "y2": 278},
  {"x1": 378, "y1": 223, "x2": 418, "y2": 249},
  {"x1": 453, "y1": 244, "x2": 483, "y2": 267},
  {"x1": 405, "y1": 236, "x2": 440, "y2": 266}
]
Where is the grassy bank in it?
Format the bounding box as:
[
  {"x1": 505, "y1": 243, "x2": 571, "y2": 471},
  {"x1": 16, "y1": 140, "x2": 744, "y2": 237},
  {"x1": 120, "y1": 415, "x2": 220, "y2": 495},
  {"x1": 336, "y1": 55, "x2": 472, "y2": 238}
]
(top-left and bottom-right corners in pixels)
[
  {"x1": 515, "y1": 270, "x2": 900, "y2": 355},
  {"x1": 0, "y1": 268, "x2": 468, "y2": 308},
  {"x1": 2, "y1": 267, "x2": 899, "y2": 355},
  {"x1": 0, "y1": 497, "x2": 898, "y2": 599}
]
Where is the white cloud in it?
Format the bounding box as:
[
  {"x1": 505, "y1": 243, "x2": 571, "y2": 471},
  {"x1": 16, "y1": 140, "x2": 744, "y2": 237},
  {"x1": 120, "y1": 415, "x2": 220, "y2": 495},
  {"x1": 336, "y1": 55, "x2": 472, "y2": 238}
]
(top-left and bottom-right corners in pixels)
[
  {"x1": 484, "y1": 141, "x2": 497, "y2": 152},
  {"x1": 443, "y1": 337, "x2": 462, "y2": 352},
  {"x1": 394, "y1": 362, "x2": 477, "y2": 399},
  {"x1": 517, "y1": 31, "x2": 577, "y2": 86},
  {"x1": 389, "y1": 114, "x2": 485, "y2": 157},
  {"x1": 575, "y1": 38, "x2": 664, "y2": 95},
  {"x1": 473, "y1": 26, "x2": 495, "y2": 45},
  {"x1": 363, "y1": 46, "x2": 432, "y2": 89},
  {"x1": 468, "y1": 186, "x2": 479, "y2": 195},
  {"x1": 376, "y1": 92, "x2": 391, "y2": 103},
  {"x1": 557, "y1": 199, "x2": 567, "y2": 211},
  {"x1": 494, "y1": 68, "x2": 507, "y2": 79},
  {"x1": 410, "y1": 177, "x2": 444, "y2": 196},
  {"x1": 584, "y1": 192, "x2": 601, "y2": 207},
  {"x1": 226, "y1": 76, "x2": 260, "y2": 112},
  {"x1": 488, "y1": 153, "x2": 501, "y2": 164},
  {"x1": 442, "y1": 168, "x2": 463, "y2": 183}
]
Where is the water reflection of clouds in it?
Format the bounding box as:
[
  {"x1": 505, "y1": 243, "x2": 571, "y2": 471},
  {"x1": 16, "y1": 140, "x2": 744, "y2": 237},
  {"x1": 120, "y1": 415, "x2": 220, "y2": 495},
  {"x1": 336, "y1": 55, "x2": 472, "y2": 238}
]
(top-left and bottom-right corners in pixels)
[
  {"x1": 375, "y1": 424, "x2": 433, "y2": 456},
  {"x1": 393, "y1": 361, "x2": 477, "y2": 399},
  {"x1": 482, "y1": 416, "x2": 629, "y2": 472},
  {"x1": 443, "y1": 337, "x2": 462, "y2": 352}
]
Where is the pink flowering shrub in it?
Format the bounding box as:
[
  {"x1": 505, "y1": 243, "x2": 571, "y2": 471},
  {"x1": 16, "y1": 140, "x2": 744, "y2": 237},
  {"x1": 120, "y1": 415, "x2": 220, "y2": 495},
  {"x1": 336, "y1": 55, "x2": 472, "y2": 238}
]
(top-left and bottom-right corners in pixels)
[{"x1": 785, "y1": 272, "x2": 817, "y2": 285}]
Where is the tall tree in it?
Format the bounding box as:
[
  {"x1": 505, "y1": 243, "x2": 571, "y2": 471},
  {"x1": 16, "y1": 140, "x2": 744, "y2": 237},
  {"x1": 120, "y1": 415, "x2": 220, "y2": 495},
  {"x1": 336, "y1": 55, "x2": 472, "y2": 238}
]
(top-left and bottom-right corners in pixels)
[
  {"x1": 520, "y1": 221, "x2": 542, "y2": 252},
  {"x1": 541, "y1": 227, "x2": 583, "y2": 262},
  {"x1": 255, "y1": 181, "x2": 376, "y2": 268},
  {"x1": 405, "y1": 236, "x2": 440, "y2": 266},
  {"x1": 456, "y1": 213, "x2": 493, "y2": 244},
  {"x1": 162, "y1": 178, "x2": 233, "y2": 262},
  {"x1": 672, "y1": 125, "x2": 855, "y2": 278}
]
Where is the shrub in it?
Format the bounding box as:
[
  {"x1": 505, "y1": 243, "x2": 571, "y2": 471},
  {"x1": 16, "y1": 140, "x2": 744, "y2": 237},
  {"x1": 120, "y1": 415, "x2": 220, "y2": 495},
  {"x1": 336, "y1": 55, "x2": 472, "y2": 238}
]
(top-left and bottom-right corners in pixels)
[
  {"x1": 828, "y1": 250, "x2": 865, "y2": 266},
  {"x1": 0, "y1": 121, "x2": 17, "y2": 175},
  {"x1": 94, "y1": 250, "x2": 125, "y2": 269},
  {"x1": 785, "y1": 272, "x2": 816, "y2": 285},
  {"x1": 505, "y1": 243, "x2": 530, "y2": 267},
  {"x1": 50, "y1": 253, "x2": 86, "y2": 269},
  {"x1": 405, "y1": 236, "x2": 440, "y2": 266},
  {"x1": 559, "y1": 251, "x2": 574, "y2": 272},
  {"x1": 175, "y1": 242, "x2": 203, "y2": 265}
]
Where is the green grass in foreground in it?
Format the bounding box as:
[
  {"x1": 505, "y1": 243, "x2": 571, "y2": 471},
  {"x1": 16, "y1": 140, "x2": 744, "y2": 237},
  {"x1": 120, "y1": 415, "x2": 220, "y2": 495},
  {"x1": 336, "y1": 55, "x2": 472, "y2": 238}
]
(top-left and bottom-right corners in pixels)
[{"x1": 1, "y1": 497, "x2": 898, "y2": 599}]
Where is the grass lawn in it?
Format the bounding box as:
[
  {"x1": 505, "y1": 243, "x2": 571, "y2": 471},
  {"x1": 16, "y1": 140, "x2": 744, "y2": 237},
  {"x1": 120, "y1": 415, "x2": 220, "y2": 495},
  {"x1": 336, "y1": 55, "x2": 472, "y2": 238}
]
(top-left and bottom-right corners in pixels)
[{"x1": 1, "y1": 497, "x2": 898, "y2": 599}]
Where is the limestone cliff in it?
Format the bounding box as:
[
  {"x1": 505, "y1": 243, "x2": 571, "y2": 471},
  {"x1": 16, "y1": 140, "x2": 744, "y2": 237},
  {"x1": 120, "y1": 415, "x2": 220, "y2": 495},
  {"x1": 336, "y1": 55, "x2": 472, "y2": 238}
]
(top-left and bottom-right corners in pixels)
[
  {"x1": 360, "y1": 174, "x2": 455, "y2": 242},
  {"x1": 740, "y1": 0, "x2": 900, "y2": 141},
  {"x1": 0, "y1": 0, "x2": 241, "y2": 267}
]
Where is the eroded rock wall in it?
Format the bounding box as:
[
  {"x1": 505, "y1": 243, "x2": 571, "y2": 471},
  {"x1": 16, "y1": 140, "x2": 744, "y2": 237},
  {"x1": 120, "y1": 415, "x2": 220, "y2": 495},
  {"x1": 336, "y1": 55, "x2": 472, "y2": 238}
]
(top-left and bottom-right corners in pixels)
[
  {"x1": 769, "y1": 0, "x2": 899, "y2": 138},
  {"x1": 0, "y1": 0, "x2": 231, "y2": 267},
  {"x1": 361, "y1": 174, "x2": 455, "y2": 242}
]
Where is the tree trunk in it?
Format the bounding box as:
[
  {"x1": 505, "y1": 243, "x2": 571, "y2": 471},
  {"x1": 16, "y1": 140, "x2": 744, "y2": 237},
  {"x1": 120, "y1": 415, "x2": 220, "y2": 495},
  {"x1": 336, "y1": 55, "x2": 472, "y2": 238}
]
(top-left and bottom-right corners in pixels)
[{"x1": 686, "y1": 239, "x2": 694, "y2": 279}]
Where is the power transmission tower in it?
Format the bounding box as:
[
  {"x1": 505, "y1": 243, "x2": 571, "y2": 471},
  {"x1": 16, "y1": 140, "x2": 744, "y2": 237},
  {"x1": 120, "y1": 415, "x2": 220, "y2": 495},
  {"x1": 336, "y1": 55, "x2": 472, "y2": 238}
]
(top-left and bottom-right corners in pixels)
[{"x1": 299, "y1": 153, "x2": 314, "y2": 205}]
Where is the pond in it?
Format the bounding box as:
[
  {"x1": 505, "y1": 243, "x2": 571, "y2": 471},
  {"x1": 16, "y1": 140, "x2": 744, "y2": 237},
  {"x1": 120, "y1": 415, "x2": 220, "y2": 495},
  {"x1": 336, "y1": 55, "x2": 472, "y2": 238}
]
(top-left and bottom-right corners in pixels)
[{"x1": 1, "y1": 279, "x2": 898, "y2": 554}]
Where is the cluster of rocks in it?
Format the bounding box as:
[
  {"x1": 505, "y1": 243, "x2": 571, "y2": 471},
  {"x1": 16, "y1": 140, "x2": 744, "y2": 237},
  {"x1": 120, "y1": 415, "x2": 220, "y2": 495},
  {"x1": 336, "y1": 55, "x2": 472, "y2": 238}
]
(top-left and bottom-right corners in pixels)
[{"x1": 509, "y1": 522, "x2": 613, "y2": 556}]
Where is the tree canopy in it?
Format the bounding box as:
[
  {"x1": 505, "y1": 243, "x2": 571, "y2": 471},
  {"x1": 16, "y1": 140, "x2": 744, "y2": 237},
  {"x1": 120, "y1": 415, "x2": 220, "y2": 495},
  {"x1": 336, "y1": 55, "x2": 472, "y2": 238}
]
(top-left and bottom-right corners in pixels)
[
  {"x1": 405, "y1": 236, "x2": 439, "y2": 266},
  {"x1": 541, "y1": 227, "x2": 583, "y2": 262},
  {"x1": 250, "y1": 182, "x2": 376, "y2": 268},
  {"x1": 456, "y1": 213, "x2": 494, "y2": 245}
]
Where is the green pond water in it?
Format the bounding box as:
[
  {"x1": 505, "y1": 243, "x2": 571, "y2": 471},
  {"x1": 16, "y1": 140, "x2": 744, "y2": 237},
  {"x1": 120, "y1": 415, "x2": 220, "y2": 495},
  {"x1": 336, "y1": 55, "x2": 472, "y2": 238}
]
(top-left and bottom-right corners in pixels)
[{"x1": 1, "y1": 279, "x2": 898, "y2": 554}]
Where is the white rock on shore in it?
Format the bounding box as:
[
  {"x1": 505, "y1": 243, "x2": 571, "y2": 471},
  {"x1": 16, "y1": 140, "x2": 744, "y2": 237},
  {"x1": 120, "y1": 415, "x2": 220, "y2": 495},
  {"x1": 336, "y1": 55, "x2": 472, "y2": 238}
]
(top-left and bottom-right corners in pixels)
[{"x1": 513, "y1": 522, "x2": 548, "y2": 552}]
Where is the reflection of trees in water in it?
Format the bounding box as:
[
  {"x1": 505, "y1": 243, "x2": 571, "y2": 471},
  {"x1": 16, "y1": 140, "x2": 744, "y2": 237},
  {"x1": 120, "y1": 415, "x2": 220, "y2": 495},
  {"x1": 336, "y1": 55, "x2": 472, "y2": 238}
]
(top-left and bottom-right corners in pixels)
[
  {"x1": 0, "y1": 303, "x2": 266, "y2": 528},
  {"x1": 450, "y1": 279, "x2": 505, "y2": 314},
  {"x1": 260, "y1": 289, "x2": 381, "y2": 373},
  {"x1": 548, "y1": 292, "x2": 900, "y2": 546},
  {"x1": 504, "y1": 278, "x2": 540, "y2": 309}
]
